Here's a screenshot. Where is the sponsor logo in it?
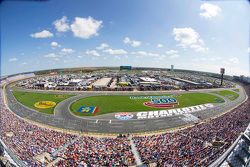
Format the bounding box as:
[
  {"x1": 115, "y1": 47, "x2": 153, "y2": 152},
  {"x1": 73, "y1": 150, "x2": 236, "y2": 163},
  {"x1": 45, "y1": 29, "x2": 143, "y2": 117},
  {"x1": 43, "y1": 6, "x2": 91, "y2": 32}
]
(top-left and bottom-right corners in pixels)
[
  {"x1": 144, "y1": 98, "x2": 178, "y2": 108},
  {"x1": 77, "y1": 106, "x2": 98, "y2": 114},
  {"x1": 34, "y1": 101, "x2": 56, "y2": 109},
  {"x1": 130, "y1": 95, "x2": 171, "y2": 100},
  {"x1": 115, "y1": 112, "x2": 134, "y2": 120},
  {"x1": 136, "y1": 103, "x2": 214, "y2": 119},
  {"x1": 130, "y1": 95, "x2": 182, "y2": 100},
  {"x1": 54, "y1": 95, "x2": 68, "y2": 98}
]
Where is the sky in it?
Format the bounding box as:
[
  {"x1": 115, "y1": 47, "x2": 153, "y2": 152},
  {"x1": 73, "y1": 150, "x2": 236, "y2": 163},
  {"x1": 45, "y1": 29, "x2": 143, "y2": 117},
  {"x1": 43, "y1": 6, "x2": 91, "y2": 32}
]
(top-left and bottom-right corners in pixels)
[{"x1": 1, "y1": 0, "x2": 249, "y2": 76}]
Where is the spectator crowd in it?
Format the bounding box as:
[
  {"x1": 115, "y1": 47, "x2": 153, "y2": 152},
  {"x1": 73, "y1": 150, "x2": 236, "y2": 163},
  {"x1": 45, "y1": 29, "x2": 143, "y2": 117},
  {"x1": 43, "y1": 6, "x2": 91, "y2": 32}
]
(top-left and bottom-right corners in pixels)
[
  {"x1": 0, "y1": 90, "x2": 135, "y2": 167},
  {"x1": 55, "y1": 136, "x2": 135, "y2": 166},
  {"x1": 0, "y1": 85, "x2": 249, "y2": 167},
  {"x1": 133, "y1": 97, "x2": 250, "y2": 166}
]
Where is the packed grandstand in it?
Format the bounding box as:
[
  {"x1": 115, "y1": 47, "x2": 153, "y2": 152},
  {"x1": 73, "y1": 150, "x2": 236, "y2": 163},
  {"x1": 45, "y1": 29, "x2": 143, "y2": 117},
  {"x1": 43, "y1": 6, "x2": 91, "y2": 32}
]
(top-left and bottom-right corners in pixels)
[{"x1": 0, "y1": 69, "x2": 249, "y2": 167}]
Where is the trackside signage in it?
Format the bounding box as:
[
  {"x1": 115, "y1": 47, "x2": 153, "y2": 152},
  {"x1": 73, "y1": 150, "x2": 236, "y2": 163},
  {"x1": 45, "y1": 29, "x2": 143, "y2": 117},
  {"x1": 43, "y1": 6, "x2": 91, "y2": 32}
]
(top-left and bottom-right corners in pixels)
[{"x1": 136, "y1": 103, "x2": 214, "y2": 119}]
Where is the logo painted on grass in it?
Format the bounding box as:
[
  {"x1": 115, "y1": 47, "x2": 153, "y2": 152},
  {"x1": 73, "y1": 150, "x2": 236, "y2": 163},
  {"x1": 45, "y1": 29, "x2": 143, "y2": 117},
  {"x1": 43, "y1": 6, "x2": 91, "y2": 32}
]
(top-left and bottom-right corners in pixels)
[
  {"x1": 77, "y1": 106, "x2": 99, "y2": 114},
  {"x1": 34, "y1": 101, "x2": 56, "y2": 109},
  {"x1": 215, "y1": 98, "x2": 224, "y2": 103},
  {"x1": 144, "y1": 98, "x2": 178, "y2": 108},
  {"x1": 137, "y1": 103, "x2": 214, "y2": 119},
  {"x1": 115, "y1": 112, "x2": 134, "y2": 120},
  {"x1": 54, "y1": 95, "x2": 68, "y2": 98}
]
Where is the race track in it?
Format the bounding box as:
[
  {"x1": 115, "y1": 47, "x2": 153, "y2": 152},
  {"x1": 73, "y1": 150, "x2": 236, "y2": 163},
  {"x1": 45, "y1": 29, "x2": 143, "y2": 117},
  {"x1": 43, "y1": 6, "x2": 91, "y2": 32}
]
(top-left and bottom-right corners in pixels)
[{"x1": 5, "y1": 85, "x2": 247, "y2": 134}]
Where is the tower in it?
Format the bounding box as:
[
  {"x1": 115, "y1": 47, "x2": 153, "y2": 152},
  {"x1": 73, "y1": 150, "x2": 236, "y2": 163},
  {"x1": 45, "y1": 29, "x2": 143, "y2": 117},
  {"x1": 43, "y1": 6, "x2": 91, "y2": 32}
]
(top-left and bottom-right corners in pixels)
[
  {"x1": 171, "y1": 65, "x2": 174, "y2": 72},
  {"x1": 220, "y1": 68, "x2": 225, "y2": 86}
]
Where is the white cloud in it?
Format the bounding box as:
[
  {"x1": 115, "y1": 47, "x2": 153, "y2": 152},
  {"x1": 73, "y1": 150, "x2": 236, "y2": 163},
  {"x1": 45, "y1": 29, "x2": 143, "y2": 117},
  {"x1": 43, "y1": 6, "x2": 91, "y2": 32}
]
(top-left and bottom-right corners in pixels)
[
  {"x1": 148, "y1": 53, "x2": 160, "y2": 57},
  {"x1": 221, "y1": 57, "x2": 240, "y2": 66},
  {"x1": 53, "y1": 16, "x2": 70, "y2": 32},
  {"x1": 44, "y1": 49, "x2": 75, "y2": 61},
  {"x1": 50, "y1": 41, "x2": 61, "y2": 48},
  {"x1": 114, "y1": 56, "x2": 121, "y2": 59},
  {"x1": 192, "y1": 57, "x2": 222, "y2": 62},
  {"x1": 190, "y1": 44, "x2": 208, "y2": 52},
  {"x1": 169, "y1": 54, "x2": 179, "y2": 59},
  {"x1": 61, "y1": 48, "x2": 75, "y2": 54},
  {"x1": 43, "y1": 53, "x2": 61, "y2": 61},
  {"x1": 173, "y1": 28, "x2": 199, "y2": 47},
  {"x1": 131, "y1": 51, "x2": 148, "y2": 56},
  {"x1": 44, "y1": 53, "x2": 59, "y2": 58},
  {"x1": 187, "y1": 61, "x2": 248, "y2": 77},
  {"x1": 209, "y1": 57, "x2": 222, "y2": 61},
  {"x1": 86, "y1": 50, "x2": 100, "y2": 56},
  {"x1": 53, "y1": 58, "x2": 60, "y2": 61},
  {"x1": 157, "y1": 44, "x2": 163, "y2": 48},
  {"x1": 166, "y1": 50, "x2": 178, "y2": 55},
  {"x1": 173, "y1": 27, "x2": 208, "y2": 52},
  {"x1": 96, "y1": 43, "x2": 109, "y2": 50},
  {"x1": 131, "y1": 51, "x2": 160, "y2": 57},
  {"x1": 123, "y1": 37, "x2": 141, "y2": 47},
  {"x1": 228, "y1": 57, "x2": 239, "y2": 64},
  {"x1": 165, "y1": 50, "x2": 179, "y2": 59},
  {"x1": 9, "y1": 58, "x2": 18, "y2": 62},
  {"x1": 103, "y1": 48, "x2": 127, "y2": 55},
  {"x1": 30, "y1": 30, "x2": 53, "y2": 38},
  {"x1": 22, "y1": 62, "x2": 27, "y2": 65},
  {"x1": 70, "y1": 17, "x2": 102, "y2": 39},
  {"x1": 247, "y1": 47, "x2": 250, "y2": 53},
  {"x1": 200, "y1": 3, "x2": 221, "y2": 19}
]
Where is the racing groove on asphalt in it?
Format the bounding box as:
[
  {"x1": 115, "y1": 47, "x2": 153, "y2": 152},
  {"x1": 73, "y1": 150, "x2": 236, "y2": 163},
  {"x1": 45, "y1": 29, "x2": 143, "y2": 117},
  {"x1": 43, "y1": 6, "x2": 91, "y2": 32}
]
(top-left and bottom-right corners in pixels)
[{"x1": 5, "y1": 85, "x2": 247, "y2": 133}]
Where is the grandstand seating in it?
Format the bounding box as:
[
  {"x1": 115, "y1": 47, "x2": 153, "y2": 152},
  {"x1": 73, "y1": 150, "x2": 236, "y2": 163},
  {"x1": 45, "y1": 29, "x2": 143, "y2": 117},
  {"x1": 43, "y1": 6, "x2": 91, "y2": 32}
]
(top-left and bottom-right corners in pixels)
[
  {"x1": 0, "y1": 84, "x2": 249, "y2": 166},
  {"x1": 217, "y1": 127, "x2": 250, "y2": 167},
  {"x1": 133, "y1": 98, "x2": 250, "y2": 166}
]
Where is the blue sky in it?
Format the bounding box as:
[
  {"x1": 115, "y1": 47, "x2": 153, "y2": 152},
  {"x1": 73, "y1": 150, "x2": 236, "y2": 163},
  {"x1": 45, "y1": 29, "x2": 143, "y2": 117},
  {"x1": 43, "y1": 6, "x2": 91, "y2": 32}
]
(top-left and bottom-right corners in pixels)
[{"x1": 1, "y1": 0, "x2": 249, "y2": 76}]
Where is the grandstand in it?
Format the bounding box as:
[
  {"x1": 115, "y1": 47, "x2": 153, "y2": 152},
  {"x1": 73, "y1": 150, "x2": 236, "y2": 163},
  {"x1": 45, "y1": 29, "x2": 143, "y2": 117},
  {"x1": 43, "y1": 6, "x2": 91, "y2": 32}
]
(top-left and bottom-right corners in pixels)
[{"x1": 0, "y1": 75, "x2": 249, "y2": 166}]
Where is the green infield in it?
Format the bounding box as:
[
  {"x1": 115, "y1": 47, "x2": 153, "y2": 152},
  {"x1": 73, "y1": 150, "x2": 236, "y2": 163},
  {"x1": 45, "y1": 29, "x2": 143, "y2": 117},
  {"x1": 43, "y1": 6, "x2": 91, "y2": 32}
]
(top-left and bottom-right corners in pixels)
[
  {"x1": 70, "y1": 92, "x2": 225, "y2": 116},
  {"x1": 232, "y1": 89, "x2": 240, "y2": 92},
  {"x1": 12, "y1": 91, "x2": 74, "y2": 114},
  {"x1": 213, "y1": 90, "x2": 239, "y2": 101}
]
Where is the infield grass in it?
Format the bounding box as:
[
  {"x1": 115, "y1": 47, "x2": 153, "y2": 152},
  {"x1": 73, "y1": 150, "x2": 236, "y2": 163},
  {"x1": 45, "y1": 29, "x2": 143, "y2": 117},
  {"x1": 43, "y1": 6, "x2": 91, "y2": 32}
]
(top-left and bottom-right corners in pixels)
[
  {"x1": 213, "y1": 90, "x2": 239, "y2": 101},
  {"x1": 12, "y1": 91, "x2": 74, "y2": 114},
  {"x1": 70, "y1": 92, "x2": 225, "y2": 116},
  {"x1": 232, "y1": 89, "x2": 240, "y2": 92}
]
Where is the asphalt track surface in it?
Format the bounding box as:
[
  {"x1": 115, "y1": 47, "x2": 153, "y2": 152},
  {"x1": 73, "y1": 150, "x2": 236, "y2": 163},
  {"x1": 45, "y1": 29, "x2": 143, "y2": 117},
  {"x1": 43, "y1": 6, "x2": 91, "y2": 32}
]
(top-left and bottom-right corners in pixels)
[{"x1": 5, "y1": 85, "x2": 247, "y2": 133}]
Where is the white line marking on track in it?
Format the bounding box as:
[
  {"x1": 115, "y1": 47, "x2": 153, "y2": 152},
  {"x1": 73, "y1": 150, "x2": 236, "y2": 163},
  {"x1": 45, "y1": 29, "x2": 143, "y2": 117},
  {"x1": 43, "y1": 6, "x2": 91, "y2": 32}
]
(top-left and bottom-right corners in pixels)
[
  {"x1": 110, "y1": 125, "x2": 123, "y2": 128},
  {"x1": 109, "y1": 120, "x2": 112, "y2": 124},
  {"x1": 95, "y1": 120, "x2": 98, "y2": 123},
  {"x1": 110, "y1": 122, "x2": 123, "y2": 125}
]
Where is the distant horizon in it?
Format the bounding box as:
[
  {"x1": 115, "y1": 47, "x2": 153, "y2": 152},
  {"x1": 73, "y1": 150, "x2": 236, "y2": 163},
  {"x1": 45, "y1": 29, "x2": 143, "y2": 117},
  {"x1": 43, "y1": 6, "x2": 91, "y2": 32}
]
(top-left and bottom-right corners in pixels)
[
  {"x1": 1, "y1": 0, "x2": 249, "y2": 77},
  {"x1": 1, "y1": 65, "x2": 246, "y2": 78}
]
